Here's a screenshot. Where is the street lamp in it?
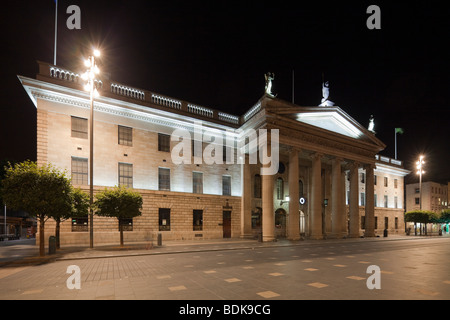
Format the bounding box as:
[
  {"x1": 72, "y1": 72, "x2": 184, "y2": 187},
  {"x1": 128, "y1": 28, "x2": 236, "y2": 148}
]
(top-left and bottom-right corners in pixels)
[
  {"x1": 81, "y1": 49, "x2": 101, "y2": 249},
  {"x1": 416, "y1": 155, "x2": 425, "y2": 210}
]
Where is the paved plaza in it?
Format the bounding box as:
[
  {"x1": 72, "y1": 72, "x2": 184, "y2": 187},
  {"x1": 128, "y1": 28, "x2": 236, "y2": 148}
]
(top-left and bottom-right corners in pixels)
[{"x1": 0, "y1": 236, "x2": 449, "y2": 301}]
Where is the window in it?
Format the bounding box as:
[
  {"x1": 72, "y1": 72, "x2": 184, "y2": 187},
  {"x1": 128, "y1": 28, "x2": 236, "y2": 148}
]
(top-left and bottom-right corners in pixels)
[
  {"x1": 118, "y1": 125, "x2": 132, "y2": 146},
  {"x1": 361, "y1": 216, "x2": 366, "y2": 229},
  {"x1": 193, "y1": 172, "x2": 203, "y2": 194},
  {"x1": 71, "y1": 217, "x2": 88, "y2": 232},
  {"x1": 193, "y1": 210, "x2": 203, "y2": 231},
  {"x1": 415, "y1": 188, "x2": 420, "y2": 193},
  {"x1": 71, "y1": 116, "x2": 88, "y2": 139},
  {"x1": 192, "y1": 140, "x2": 203, "y2": 158},
  {"x1": 158, "y1": 168, "x2": 170, "y2": 191},
  {"x1": 415, "y1": 197, "x2": 420, "y2": 205},
  {"x1": 384, "y1": 217, "x2": 389, "y2": 229},
  {"x1": 158, "y1": 133, "x2": 170, "y2": 152},
  {"x1": 360, "y1": 192, "x2": 365, "y2": 206},
  {"x1": 375, "y1": 216, "x2": 378, "y2": 229},
  {"x1": 384, "y1": 177, "x2": 388, "y2": 187},
  {"x1": 384, "y1": 195, "x2": 388, "y2": 208},
  {"x1": 118, "y1": 163, "x2": 133, "y2": 188},
  {"x1": 119, "y1": 218, "x2": 133, "y2": 231},
  {"x1": 394, "y1": 179, "x2": 398, "y2": 189},
  {"x1": 159, "y1": 208, "x2": 170, "y2": 231},
  {"x1": 395, "y1": 217, "x2": 399, "y2": 229},
  {"x1": 394, "y1": 196, "x2": 398, "y2": 209},
  {"x1": 276, "y1": 177, "x2": 284, "y2": 200},
  {"x1": 71, "y1": 157, "x2": 88, "y2": 185},
  {"x1": 254, "y1": 174, "x2": 262, "y2": 198},
  {"x1": 374, "y1": 175, "x2": 377, "y2": 185},
  {"x1": 360, "y1": 173, "x2": 365, "y2": 183},
  {"x1": 374, "y1": 194, "x2": 377, "y2": 207},
  {"x1": 222, "y1": 175, "x2": 231, "y2": 196}
]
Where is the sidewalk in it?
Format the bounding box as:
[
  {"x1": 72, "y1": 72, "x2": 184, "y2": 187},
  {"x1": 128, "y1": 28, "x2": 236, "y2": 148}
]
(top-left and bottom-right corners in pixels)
[{"x1": 1, "y1": 234, "x2": 448, "y2": 267}]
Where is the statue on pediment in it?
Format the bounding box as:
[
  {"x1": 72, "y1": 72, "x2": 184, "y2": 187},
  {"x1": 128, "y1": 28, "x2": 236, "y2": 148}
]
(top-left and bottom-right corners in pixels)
[
  {"x1": 368, "y1": 115, "x2": 376, "y2": 133},
  {"x1": 319, "y1": 81, "x2": 335, "y2": 107},
  {"x1": 265, "y1": 72, "x2": 275, "y2": 97}
]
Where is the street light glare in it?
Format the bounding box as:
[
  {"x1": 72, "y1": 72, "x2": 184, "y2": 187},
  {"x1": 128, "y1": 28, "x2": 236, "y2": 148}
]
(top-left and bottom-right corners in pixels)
[{"x1": 93, "y1": 49, "x2": 101, "y2": 57}]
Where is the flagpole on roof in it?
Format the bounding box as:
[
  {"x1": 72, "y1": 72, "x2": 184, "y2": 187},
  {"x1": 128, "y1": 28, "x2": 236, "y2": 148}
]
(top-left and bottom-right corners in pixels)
[{"x1": 54, "y1": 0, "x2": 58, "y2": 65}]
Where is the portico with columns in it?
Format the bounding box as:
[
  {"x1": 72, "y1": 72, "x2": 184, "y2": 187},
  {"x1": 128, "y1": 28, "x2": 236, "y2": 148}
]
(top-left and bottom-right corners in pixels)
[{"x1": 240, "y1": 95, "x2": 386, "y2": 241}]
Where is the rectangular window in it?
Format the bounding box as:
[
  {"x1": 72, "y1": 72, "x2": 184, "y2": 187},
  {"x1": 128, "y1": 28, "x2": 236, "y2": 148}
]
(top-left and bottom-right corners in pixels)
[
  {"x1": 71, "y1": 217, "x2": 88, "y2": 232},
  {"x1": 119, "y1": 218, "x2": 133, "y2": 231},
  {"x1": 158, "y1": 133, "x2": 170, "y2": 152},
  {"x1": 375, "y1": 216, "x2": 378, "y2": 230},
  {"x1": 374, "y1": 194, "x2": 377, "y2": 207},
  {"x1": 71, "y1": 116, "x2": 88, "y2": 139},
  {"x1": 71, "y1": 157, "x2": 88, "y2": 185},
  {"x1": 415, "y1": 197, "x2": 420, "y2": 205},
  {"x1": 394, "y1": 179, "x2": 398, "y2": 189},
  {"x1": 158, "y1": 168, "x2": 170, "y2": 191},
  {"x1": 361, "y1": 216, "x2": 366, "y2": 229},
  {"x1": 360, "y1": 192, "x2": 365, "y2": 206},
  {"x1": 384, "y1": 195, "x2": 388, "y2": 208},
  {"x1": 192, "y1": 140, "x2": 203, "y2": 158},
  {"x1": 118, "y1": 125, "x2": 132, "y2": 146},
  {"x1": 415, "y1": 188, "x2": 420, "y2": 193},
  {"x1": 395, "y1": 217, "x2": 399, "y2": 229},
  {"x1": 118, "y1": 163, "x2": 133, "y2": 188},
  {"x1": 159, "y1": 208, "x2": 170, "y2": 231},
  {"x1": 384, "y1": 177, "x2": 388, "y2": 187},
  {"x1": 222, "y1": 175, "x2": 231, "y2": 196},
  {"x1": 193, "y1": 209, "x2": 203, "y2": 231},
  {"x1": 374, "y1": 175, "x2": 377, "y2": 185},
  {"x1": 384, "y1": 217, "x2": 389, "y2": 229},
  {"x1": 394, "y1": 196, "x2": 398, "y2": 209},
  {"x1": 360, "y1": 173, "x2": 365, "y2": 184},
  {"x1": 193, "y1": 172, "x2": 203, "y2": 194}
]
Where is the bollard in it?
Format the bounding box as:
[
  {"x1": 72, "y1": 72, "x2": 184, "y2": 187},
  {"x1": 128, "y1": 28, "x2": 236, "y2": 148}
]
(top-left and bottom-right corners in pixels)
[
  {"x1": 157, "y1": 233, "x2": 162, "y2": 246},
  {"x1": 49, "y1": 236, "x2": 56, "y2": 254}
]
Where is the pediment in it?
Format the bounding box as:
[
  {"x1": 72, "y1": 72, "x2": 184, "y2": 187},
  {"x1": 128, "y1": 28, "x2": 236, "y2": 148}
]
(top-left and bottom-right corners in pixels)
[{"x1": 260, "y1": 96, "x2": 386, "y2": 150}]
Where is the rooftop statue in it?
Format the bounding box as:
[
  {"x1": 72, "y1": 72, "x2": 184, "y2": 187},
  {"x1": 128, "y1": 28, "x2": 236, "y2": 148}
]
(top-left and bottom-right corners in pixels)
[
  {"x1": 368, "y1": 115, "x2": 376, "y2": 133},
  {"x1": 265, "y1": 72, "x2": 275, "y2": 97},
  {"x1": 319, "y1": 81, "x2": 335, "y2": 107}
]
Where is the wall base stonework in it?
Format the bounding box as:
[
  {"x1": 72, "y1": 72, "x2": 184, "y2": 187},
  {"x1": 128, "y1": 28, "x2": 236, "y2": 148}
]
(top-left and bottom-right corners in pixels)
[{"x1": 36, "y1": 188, "x2": 241, "y2": 246}]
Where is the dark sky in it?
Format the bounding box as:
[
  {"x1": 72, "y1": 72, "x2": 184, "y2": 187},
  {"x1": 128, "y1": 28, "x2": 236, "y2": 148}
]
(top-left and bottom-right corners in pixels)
[{"x1": 1, "y1": 1, "x2": 449, "y2": 183}]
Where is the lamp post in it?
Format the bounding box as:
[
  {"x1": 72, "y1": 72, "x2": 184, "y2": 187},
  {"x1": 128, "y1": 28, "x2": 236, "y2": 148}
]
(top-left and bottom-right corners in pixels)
[
  {"x1": 416, "y1": 155, "x2": 425, "y2": 211},
  {"x1": 82, "y1": 49, "x2": 100, "y2": 249}
]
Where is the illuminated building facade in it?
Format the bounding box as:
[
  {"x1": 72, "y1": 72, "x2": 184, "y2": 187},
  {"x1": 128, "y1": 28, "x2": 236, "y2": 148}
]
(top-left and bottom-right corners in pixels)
[{"x1": 19, "y1": 61, "x2": 409, "y2": 245}]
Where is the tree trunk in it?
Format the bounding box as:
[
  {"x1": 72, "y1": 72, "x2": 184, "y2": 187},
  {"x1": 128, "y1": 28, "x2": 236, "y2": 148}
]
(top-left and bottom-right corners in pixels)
[
  {"x1": 39, "y1": 215, "x2": 45, "y2": 257},
  {"x1": 120, "y1": 224, "x2": 124, "y2": 247},
  {"x1": 55, "y1": 219, "x2": 60, "y2": 249}
]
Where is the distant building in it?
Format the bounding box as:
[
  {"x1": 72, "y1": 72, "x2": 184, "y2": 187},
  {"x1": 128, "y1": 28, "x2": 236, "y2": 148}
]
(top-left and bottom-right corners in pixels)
[
  {"x1": 406, "y1": 181, "x2": 449, "y2": 213},
  {"x1": 18, "y1": 61, "x2": 410, "y2": 245}
]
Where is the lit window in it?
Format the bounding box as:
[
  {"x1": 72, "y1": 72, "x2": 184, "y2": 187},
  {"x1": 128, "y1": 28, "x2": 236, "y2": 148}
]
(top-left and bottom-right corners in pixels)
[
  {"x1": 71, "y1": 157, "x2": 88, "y2": 185},
  {"x1": 158, "y1": 168, "x2": 170, "y2": 191},
  {"x1": 71, "y1": 116, "x2": 88, "y2": 139},
  {"x1": 118, "y1": 163, "x2": 133, "y2": 188}
]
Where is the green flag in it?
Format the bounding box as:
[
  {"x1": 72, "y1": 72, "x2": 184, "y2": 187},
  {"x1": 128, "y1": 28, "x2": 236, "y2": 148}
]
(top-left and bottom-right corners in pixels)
[{"x1": 395, "y1": 128, "x2": 404, "y2": 134}]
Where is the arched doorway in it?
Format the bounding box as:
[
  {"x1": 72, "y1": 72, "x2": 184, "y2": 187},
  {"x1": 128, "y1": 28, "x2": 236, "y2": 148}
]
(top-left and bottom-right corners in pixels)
[{"x1": 275, "y1": 208, "x2": 287, "y2": 238}]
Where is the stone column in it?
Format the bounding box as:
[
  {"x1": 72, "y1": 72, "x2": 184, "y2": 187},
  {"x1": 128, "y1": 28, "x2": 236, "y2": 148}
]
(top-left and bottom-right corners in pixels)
[
  {"x1": 262, "y1": 169, "x2": 275, "y2": 242},
  {"x1": 364, "y1": 164, "x2": 375, "y2": 237},
  {"x1": 310, "y1": 153, "x2": 323, "y2": 239},
  {"x1": 331, "y1": 157, "x2": 344, "y2": 238},
  {"x1": 348, "y1": 161, "x2": 360, "y2": 238},
  {"x1": 288, "y1": 149, "x2": 300, "y2": 240},
  {"x1": 240, "y1": 155, "x2": 252, "y2": 238}
]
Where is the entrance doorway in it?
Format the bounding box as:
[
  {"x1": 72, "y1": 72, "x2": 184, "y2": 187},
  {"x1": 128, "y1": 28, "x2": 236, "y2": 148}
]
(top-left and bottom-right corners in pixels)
[{"x1": 223, "y1": 211, "x2": 231, "y2": 238}]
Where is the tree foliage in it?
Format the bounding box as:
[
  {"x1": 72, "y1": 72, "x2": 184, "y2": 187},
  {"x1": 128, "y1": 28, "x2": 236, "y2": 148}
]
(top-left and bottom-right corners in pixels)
[
  {"x1": 405, "y1": 210, "x2": 438, "y2": 224},
  {"x1": 1, "y1": 161, "x2": 72, "y2": 256},
  {"x1": 94, "y1": 185, "x2": 143, "y2": 246}
]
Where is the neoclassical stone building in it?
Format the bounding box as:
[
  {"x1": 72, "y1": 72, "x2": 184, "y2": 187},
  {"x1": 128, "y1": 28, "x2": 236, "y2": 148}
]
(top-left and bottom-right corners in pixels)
[{"x1": 18, "y1": 61, "x2": 409, "y2": 245}]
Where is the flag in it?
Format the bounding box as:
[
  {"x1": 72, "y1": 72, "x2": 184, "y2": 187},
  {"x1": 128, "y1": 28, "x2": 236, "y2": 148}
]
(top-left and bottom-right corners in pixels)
[{"x1": 395, "y1": 128, "x2": 404, "y2": 134}]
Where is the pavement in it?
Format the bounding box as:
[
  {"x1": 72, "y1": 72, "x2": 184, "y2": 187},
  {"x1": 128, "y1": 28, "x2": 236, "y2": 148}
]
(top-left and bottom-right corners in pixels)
[{"x1": 1, "y1": 233, "x2": 447, "y2": 266}]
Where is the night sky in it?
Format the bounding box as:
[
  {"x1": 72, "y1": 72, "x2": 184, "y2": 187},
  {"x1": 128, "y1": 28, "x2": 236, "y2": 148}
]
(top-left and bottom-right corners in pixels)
[{"x1": 1, "y1": 1, "x2": 449, "y2": 183}]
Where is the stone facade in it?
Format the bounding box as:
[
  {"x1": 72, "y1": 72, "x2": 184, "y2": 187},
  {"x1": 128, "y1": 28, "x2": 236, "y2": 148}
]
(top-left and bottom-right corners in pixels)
[{"x1": 19, "y1": 61, "x2": 410, "y2": 246}]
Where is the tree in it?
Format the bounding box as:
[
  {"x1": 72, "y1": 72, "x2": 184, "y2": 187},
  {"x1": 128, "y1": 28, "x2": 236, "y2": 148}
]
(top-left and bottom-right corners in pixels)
[
  {"x1": 1, "y1": 161, "x2": 72, "y2": 256},
  {"x1": 405, "y1": 210, "x2": 439, "y2": 236},
  {"x1": 52, "y1": 187, "x2": 89, "y2": 249},
  {"x1": 94, "y1": 185, "x2": 143, "y2": 246}
]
